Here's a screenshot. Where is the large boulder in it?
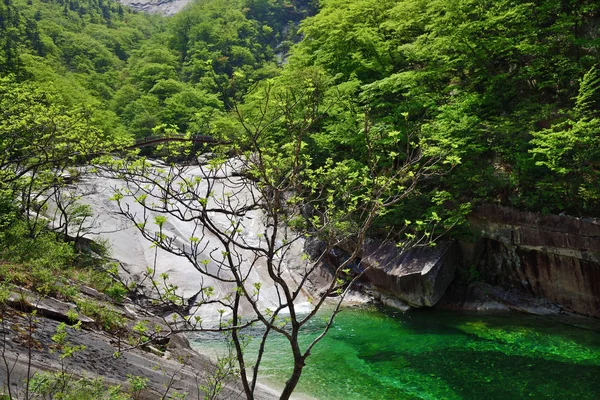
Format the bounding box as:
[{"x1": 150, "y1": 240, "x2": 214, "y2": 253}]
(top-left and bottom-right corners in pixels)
[{"x1": 361, "y1": 241, "x2": 458, "y2": 307}]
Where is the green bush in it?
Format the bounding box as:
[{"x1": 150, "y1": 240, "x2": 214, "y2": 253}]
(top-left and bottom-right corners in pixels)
[
  {"x1": 75, "y1": 299, "x2": 126, "y2": 332},
  {"x1": 30, "y1": 373, "x2": 131, "y2": 400}
]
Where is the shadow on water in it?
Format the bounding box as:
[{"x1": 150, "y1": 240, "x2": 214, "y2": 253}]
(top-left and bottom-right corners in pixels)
[
  {"x1": 375, "y1": 305, "x2": 600, "y2": 356},
  {"x1": 400, "y1": 348, "x2": 600, "y2": 400}
]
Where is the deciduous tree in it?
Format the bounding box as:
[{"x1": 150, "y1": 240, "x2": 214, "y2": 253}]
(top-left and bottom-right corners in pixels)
[{"x1": 109, "y1": 78, "x2": 454, "y2": 399}]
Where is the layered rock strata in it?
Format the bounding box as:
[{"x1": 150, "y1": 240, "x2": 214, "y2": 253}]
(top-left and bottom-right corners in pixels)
[{"x1": 465, "y1": 205, "x2": 600, "y2": 318}]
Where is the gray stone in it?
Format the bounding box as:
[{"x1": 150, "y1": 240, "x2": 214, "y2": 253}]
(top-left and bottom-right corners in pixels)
[
  {"x1": 197, "y1": 152, "x2": 215, "y2": 165},
  {"x1": 361, "y1": 241, "x2": 458, "y2": 307},
  {"x1": 0, "y1": 291, "x2": 277, "y2": 399},
  {"x1": 376, "y1": 293, "x2": 411, "y2": 312},
  {"x1": 437, "y1": 281, "x2": 562, "y2": 314},
  {"x1": 7, "y1": 287, "x2": 95, "y2": 325},
  {"x1": 72, "y1": 160, "x2": 312, "y2": 325}
]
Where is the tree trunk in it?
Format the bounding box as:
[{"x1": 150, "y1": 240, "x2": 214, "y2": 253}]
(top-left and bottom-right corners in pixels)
[{"x1": 279, "y1": 357, "x2": 304, "y2": 400}]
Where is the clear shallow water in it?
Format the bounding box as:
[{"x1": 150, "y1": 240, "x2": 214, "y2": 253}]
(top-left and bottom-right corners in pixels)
[{"x1": 191, "y1": 306, "x2": 600, "y2": 399}]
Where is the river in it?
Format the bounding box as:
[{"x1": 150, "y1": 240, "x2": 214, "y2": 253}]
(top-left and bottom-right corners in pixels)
[{"x1": 191, "y1": 306, "x2": 600, "y2": 399}]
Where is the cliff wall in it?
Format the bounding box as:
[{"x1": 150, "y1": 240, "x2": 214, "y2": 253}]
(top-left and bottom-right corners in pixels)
[{"x1": 465, "y1": 205, "x2": 600, "y2": 318}]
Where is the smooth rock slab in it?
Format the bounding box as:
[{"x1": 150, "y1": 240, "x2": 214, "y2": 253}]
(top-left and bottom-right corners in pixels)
[
  {"x1": 73, "y1": 161, "x2": 311, "y2": 325},
  {"x1": 7, "y1": 287, "x2": 95, "y2": 325},
  {"x1": 0, "y1": 299, "x2": 277, "y2": 399}
]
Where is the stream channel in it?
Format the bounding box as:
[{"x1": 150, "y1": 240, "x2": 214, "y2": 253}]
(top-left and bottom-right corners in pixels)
[{"x1": 190, "y1": 305, "x2": 600, "y2": 399}]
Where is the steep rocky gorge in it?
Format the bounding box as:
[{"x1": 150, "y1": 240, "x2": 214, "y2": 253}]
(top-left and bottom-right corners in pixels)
[
  {"x1": 362, "y1": 205, "x2": 600, "y2": 319},
  {"x1": 74, "y1": 160, "x2": 600, "y2": 321},
  {"x1": 5, "y1": 167, "x2": 598, "y2": 398},
  {"x1": 462, "y1": 205, "x2": 600, "y2": 318}
]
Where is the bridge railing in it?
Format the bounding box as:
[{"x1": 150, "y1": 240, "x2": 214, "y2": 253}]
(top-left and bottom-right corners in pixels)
[{"x1": 132, "y1": 135, "x2": 223, "y2": 147}]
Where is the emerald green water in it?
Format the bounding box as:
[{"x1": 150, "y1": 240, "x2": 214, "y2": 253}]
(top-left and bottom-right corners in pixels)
[{"x1": 192, "y1": 306, "x2": 600, "y2": 399}]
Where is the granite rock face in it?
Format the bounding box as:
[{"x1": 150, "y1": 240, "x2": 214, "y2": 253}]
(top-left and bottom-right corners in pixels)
[
  {"x1": 466, "y1": 205, "x2": 600, "y2": 318},
  {"x1": 70, "y1": 160, "x2": 311, "y2": 325},
  {"x1": 118, "y1": 0, "x2": 193, "y2": 16},
  {"x1": 361, "y1": 241, "x2": 458, "y2": 307},
  {"x1": 437, "y1": 281, "x2": 563, "y2": 315}
]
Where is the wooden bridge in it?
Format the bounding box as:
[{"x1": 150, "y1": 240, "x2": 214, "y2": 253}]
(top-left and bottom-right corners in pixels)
[{"x1": 128, "y1": 135, "x2": 230, "y2": 149}]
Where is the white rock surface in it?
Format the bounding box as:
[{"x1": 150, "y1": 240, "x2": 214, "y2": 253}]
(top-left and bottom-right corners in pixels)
[
  {"x1": 75, "y1": 160, "x2": 311, "y2": 325},
  {"x1": 118, "y1": 0, "x2": 194, "y2": 16}
]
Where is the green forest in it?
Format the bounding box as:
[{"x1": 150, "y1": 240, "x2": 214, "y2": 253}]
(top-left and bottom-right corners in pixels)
[
  {"x1": 3, "y1": 0, "x2": 599, "y2": 224},
  {"x1": 1, "y1": 0, "x2": 600, "y2": 398}
]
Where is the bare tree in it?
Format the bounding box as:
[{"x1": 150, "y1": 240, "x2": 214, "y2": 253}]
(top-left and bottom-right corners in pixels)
[{"x1": 108, "y1": 80, "x2": 452, "y2": 400}]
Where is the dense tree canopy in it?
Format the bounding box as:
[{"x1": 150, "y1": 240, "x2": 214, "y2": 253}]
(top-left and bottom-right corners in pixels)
[
  {"x1": 1, "y1": 0, "x2": 598, "y2": 251},
  {"x1": 287, "y1": 0, "x2": 600, "y2": 216}
]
